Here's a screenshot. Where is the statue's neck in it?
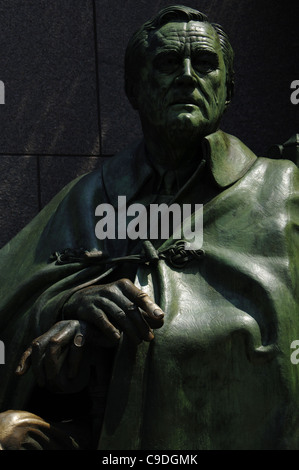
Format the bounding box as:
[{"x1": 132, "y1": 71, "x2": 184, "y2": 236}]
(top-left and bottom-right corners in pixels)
[{"x1": 143, "y1": 129, "x2": 203, "y2": 176}]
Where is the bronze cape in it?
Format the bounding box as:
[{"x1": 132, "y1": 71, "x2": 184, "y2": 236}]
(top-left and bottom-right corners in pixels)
[{"x1": 0, "y1": 130, "x2": 299, "y2": 449}]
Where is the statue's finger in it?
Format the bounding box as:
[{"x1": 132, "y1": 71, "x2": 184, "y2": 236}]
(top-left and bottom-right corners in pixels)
[
  {"x1": 65, "y1": 321, "x2": 89, "y2": 379},
  {"x1": 15, "y1": 346, "x2": 33, "y2": 375},
  {"x1": 15, "y1": 321, "x2": 70, "y2": 377},
  {"x1": 29, "y1": 323, "x2": 70, "y2": 386},
  {"x1": 77, "y1": 304, "x2": 121, "y2": 347},
  {"x1": 30, "y1": 337, "x2": 48, "y2": 387},
  {"x1": 97, "y1": 296, "x2": 154, "y2": 343},
  {"x1": 66, "y1": 336, "x2": 85, "y2": 379},
  {"x1": 117, "y1": 279, "x2": 165, "y2": 322},
  {"x1": 44, "y1": 321, "x2": 79, "y2": 381}
]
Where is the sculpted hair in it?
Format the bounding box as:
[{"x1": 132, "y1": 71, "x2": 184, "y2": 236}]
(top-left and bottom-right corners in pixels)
[{"x1": 125, "y1": 5, "x2": 235, "y2": 103}]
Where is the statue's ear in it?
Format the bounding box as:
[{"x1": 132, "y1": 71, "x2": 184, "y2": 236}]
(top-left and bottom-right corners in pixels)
[
  {"x1": 125, "y1": 79, "x2": 139, "y2": 110},
  {"x1": 225, "y1": 81, "x2": 234, "y2": 109}
]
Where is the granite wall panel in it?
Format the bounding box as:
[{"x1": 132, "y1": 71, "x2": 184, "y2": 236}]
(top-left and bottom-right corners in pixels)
[
  {"x1": 0, "y1": 0, "x2": 100, "y2": 156},
  {"x1": 0, "y1": 155, "x2": 39, "y2": 247}
]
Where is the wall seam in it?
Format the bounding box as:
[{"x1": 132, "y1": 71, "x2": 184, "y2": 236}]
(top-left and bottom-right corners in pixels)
[
  {"x1": 92, "y1": 0, "x2": 102, "y2": 157},
  {"x1": 36, "y1": 155, "x2": 42, "y2": 212}
]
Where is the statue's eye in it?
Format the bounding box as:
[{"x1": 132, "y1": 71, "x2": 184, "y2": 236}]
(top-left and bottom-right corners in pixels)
[
  {"x1": 154, "y1": 53, "x2": 180, "y2": 73},
  {"x1": 192, "y1": 53, "x2": 218, "y2": 73}
]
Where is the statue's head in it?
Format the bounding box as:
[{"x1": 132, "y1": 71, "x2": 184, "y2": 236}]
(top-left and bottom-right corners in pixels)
[{"x1": 125, "y1": 5, "x2": 235, "y2": 140}]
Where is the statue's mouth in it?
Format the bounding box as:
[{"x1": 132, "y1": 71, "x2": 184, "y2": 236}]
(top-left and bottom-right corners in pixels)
[
  {"x1": 170, "y1": 100, "x2": 199, "y2": 107},
  {"x1": 169, "y1": 95, "x2": 201, "y2": 107}
]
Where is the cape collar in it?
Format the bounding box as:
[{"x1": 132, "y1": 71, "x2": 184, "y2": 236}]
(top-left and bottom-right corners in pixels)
[{"x1": 102, "y1": 130, "x2": 258, "y2": 207}]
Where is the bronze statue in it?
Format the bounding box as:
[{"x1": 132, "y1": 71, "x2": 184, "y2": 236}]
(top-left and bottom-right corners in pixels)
[{"x1": 0, "y1": 5, "x2": 298, "y2": 450}]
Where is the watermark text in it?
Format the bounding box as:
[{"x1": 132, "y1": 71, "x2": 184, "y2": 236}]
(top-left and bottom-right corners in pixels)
[
  {"x1": 290, "y1": 340, "x2": 299, "y2": 364},
  {"x1": 0, "y1": 81, "x2": 4, "y2": 104},
  {"x1": 0, "y1": 340, "x2": 5, "y2": 364},
  {"x1": 95, "y1": 196, "x2": 203, "y2": 250},
  {"x1": 290, "y1": 80, "x2": 299, "y2": 105}
]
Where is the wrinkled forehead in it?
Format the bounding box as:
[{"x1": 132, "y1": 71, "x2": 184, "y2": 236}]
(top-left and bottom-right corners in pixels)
[{"x1": 148, "y1": 20, "x2": 222, "y2": 54}]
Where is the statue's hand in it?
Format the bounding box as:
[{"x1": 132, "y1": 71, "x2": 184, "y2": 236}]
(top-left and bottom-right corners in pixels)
[
  {"x1": 15, "y1": 320, "x2": 94, "y2": 391},
  {"x1": 62, "y1": 278, "x2": 164, "y2": 346},
  {"x1": 15, "y1": 279, "x2": 164, "y2": 392}
]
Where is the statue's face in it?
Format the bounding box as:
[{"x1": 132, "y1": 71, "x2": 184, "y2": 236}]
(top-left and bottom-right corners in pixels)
[{"x1": 134, "y1": 21, "x2": 228, "y2": 139}]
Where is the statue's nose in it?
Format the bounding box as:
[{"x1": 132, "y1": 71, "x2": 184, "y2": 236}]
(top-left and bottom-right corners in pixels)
[{"x1": 176, "y1": 58, "x2": 197, "y2": 86}]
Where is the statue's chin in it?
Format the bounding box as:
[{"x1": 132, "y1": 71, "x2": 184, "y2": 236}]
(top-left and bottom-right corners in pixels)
[{"x1": 166, "y1": 111, "x2": 208, "y2": 140}]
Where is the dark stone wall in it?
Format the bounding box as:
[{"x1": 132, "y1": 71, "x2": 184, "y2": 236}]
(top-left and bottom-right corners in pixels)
[{"x1": 0, "y1": 0, "x2": 298, "y2": 247}]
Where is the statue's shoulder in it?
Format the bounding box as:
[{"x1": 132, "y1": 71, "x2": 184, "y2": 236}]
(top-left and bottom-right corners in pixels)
[
  {"x1": 101, "y1": 140, "x2": 142, "y2": 177},
  {"x1": 212, "y1": 130, "x2": 299, "y2": 187},
  {"x1": 254, "y1": 155, "x2": 299, "y2": 182},
  {"x1": 69, "y1": 140, "x2": 142, "y2": 190},
  {"x1": 242, "y1": 154, "x2": 299, "y2": 201}
]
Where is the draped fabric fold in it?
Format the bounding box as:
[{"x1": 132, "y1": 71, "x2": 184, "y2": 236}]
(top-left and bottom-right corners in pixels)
[{"x1": 1, "y1": 130, "x2": 299, "y2": 449}]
